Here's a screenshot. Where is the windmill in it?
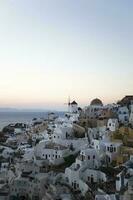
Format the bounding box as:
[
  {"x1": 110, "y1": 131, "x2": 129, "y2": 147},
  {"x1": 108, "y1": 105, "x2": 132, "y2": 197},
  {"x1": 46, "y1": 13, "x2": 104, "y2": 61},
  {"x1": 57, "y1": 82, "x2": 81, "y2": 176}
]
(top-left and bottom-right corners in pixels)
[{"x1": 64, "y1": 96, "x2": 71, "y2": 112}]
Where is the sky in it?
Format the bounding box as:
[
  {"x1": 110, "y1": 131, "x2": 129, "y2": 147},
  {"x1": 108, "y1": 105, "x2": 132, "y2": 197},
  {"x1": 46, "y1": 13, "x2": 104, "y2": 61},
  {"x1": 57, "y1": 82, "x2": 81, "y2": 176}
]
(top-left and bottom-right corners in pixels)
[{"x1": 0, "y1": 0, "x2": 133, "y2": 110}]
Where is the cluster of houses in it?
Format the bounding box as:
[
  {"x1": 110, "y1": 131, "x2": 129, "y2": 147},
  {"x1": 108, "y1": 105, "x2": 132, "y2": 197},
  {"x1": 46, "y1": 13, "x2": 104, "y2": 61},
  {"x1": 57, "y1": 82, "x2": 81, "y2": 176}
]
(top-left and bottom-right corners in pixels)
[{"x1": 0, "y1": 96, "x2": 133, "y2": 200}]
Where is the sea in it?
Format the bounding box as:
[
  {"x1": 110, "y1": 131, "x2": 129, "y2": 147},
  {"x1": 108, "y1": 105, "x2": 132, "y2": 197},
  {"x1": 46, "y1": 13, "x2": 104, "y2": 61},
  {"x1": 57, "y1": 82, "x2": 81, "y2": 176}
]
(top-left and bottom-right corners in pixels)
[{"x1": 0, "y1": 111, "x2": 64, "y2": 131}]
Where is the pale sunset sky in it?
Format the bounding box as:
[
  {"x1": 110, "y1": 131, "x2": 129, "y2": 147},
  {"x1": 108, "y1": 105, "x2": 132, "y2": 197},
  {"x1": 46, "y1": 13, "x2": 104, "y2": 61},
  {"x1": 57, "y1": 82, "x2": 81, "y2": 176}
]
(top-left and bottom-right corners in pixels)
[{"x1": 0, "y1": 0, "x2": 133, "y2": 110}]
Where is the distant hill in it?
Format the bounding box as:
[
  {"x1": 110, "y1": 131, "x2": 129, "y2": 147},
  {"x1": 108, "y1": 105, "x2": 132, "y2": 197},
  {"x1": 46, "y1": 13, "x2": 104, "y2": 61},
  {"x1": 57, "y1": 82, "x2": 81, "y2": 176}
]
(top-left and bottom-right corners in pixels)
[
  {"x1": 0, "y1": 108, "x2": 18, "y2": 112},
  {"x1": 0, "y1": 108, "x2": 64, "y2": 113}
]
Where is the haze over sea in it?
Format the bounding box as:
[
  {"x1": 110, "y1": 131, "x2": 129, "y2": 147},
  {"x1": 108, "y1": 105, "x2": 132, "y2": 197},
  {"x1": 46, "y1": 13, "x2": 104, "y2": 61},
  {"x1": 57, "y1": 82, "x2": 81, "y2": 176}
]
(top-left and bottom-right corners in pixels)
[{"x1": 0, "y1": 111, "x2": 64, "y2": 131}]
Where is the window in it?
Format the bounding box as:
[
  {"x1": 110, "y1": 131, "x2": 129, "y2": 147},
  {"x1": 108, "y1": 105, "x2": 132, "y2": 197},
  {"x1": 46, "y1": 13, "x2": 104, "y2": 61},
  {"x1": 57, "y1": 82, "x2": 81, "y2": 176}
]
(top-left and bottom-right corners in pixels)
[
  {"x1": 125, "y1": 116, "x2": 128, "y2": 121},
  {"x1": 66, "y1": 177, "x2": 69, "y2": 182},
  {"x1": 81, "y1": 155, "x2": 84, "y2": 161},
  {"x1": 88, "y1": 156, "x2": 90, "y2": 160},
  {"x1": 110, "y1": 146, "x2": 113, "y2": 153},
  {"x1": 93, "y1": 155, "x2": 95, "y2": 159}
]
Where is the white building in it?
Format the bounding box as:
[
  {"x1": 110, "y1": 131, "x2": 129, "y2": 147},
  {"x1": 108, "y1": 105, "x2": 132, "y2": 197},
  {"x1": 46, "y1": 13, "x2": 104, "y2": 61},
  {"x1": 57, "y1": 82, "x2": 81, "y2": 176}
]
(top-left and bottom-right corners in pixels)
[
  {"x1": 51, "y1": 137, "x2": 88, "y2": 152},
  {"x1": 1, "y1": 147, "x2": 14, "y2": 159},
  {"x1": 0, "y1": 163, "x2": 9, "y2": 172},
  {"x1": 118, "y1": 106, "x2": 129, "y2": 124},
  {"x1": 10, "y1": 173, "x2": 47, "y2": 200},
  {"x1": 116, "y1": 170, "x2": 128, "y2": 192},
  {"x1": 92, "y1": 139, "x2": 100, "y2": 151},
  {"x1": 65, "y1": 163, "x2": 89, "y2": 195},
  {"x1": 32, "y1": 130, "x2": 49, "y2": 141},
  {"x1": 48, "y1": 112, "x2": 57, "y2": 121},
  {"x1": 17, "y1": 144, "x2": 32, "y2": 154},
  {"x1": 82, "y1": 168, "x2": 107, "y2": 183},
  {"x1": 22, "y1": 148, "x2": 34, "y2": 161},
  {"x1": 123, "y1": 176, "x2": 133, "y2": 200},
  {"x1": 15, "y1": 160, "x2": 39, "y2": 176},
  {"x1": 35, "y1": 141, "x2": 70, "y2": 165},
  {"x1": 76, "y1": 147, "x2": 101, "y2": 169},
  {"x1": 65, "y1": 162, "x2": 106, "y2": 196},
  {"x1": 5, "y1": 136, "x2": 17, "y2": 147},
  {"x1": 107, "y1": 119, "x2": 119, "y2": 132},
  {"x1": 100, "y1": 140, "x2": 122, "y2": 163},
  {"x1": 14, "y1": 128, "x2": 24, "y2": 134},
  {"x1": 51, "y1": 127, "x2": 63, "y2": 140},
  {"x1": 95, "y1": 194, "x2": 117, "y2": 200},
  {"x1": 129, "y1": 104, "x2": 133, "y2": 127},
  {"x1": 49, "y1": 121, "x2": 88, "y2": 151},
  {"x1": 51, "y1": 123, "x2": 73, "y2": 141},
  {"x1": 88, "y1": 126, "x2": 107, "y2": 142},
  {"x1": 65, "y1": 147, "x2": 106, "y2": 196},
  {"x1": 0, "y1": 168, "x2": 15, "y2": 183}
]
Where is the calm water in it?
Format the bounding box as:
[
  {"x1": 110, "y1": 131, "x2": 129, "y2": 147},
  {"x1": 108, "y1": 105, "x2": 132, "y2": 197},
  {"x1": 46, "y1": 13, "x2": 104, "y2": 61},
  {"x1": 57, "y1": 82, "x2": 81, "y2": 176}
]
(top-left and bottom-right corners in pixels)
[{"x1": 0, "y1": 111, "x2": 64, "y2": 131}]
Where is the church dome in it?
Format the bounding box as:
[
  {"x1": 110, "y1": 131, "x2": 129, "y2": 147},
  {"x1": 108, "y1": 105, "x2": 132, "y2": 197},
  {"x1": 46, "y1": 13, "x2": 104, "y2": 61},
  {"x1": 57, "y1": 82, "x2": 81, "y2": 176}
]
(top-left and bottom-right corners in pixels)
[{"x1": 90, "y1": 98, "x2": 103, "y2": 106}]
